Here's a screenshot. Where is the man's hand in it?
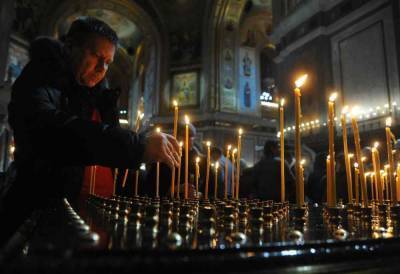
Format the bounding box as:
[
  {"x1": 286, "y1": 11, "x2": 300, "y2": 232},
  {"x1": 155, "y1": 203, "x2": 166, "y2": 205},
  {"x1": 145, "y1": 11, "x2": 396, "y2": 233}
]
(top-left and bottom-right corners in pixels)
[{"x1": 143, "y1": 131, "x2": 180, "y2": 169}]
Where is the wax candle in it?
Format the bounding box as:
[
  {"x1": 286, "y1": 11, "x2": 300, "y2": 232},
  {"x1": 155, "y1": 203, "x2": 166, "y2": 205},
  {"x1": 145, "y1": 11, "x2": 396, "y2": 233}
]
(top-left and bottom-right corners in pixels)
[
  {"x1": 170, "y1": 101, "x2": 179, "y2": 199},
  {"x1": 236, "y1": 128, "x2": 243, "y2": 200},
  {"x1": 214, "y1": 161, "x2": 219, "y2": 200},
  {"x1": 354, "y1": 162, "x2": 360, "y2": 204},
  {"x1": 372, "y1": 142, "x2": 383, "y2": 203},
  {"x1": 294, "y1": 74, "x2": 308, "y2": 206},
  {"x1": 195, "y1": 157, "x2": 200, "y2": 198},
  {"x1": 328, "y1": 93, "x2": 337, "y2": 206},
  {"x1": 386, "y1": 117, "x2": 396, "y2": 202},
  {"x1": 231, "y1": 148, "x2": 237, "y2": 198},
  {"x1": 184, "y1": 115, "x2": 190, "y2": 200},
  {"x1": 341, "y1": 107, "x2": 353, "y2": 204},
  {"x1": 280, "y1": 98, "x2": 286, "y2": 202},
  {"x1": 177, "y1": 141, "x2": 183, "y2": 199},
  {"x1": 225, "y1": 145, "x2": 231, "y2": 200},
  {"x1": 327, "y1": 156, "x2": 332, "y2": 206},
  {"x1": 351, "y1": 107, "x2": 368, "y2": 207},
  {"x1": 397, "y1": 163, "x2": 400, "y2": 202},
  {"x1": 205, "y1": 141, "x2": 211, "y2": 200}
]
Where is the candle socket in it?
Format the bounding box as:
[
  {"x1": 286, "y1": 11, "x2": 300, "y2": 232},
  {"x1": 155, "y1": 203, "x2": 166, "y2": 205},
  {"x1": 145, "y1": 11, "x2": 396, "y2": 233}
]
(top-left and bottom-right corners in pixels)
[
  {"x1": 292, "y1": 205, "x2": 307, "y2": 228},
  {"x1": 361, "y1": 206, "x2": 373, "y2": 224},
  {"x1": 327, "y1": 206, "x2": 343, "y2": 228},
  {"x1": 390, "y1": 204, "x2": 400, "y2": 223},
  {"x1": 377, "y1": 204, "x2": 389, "y2": 228}
]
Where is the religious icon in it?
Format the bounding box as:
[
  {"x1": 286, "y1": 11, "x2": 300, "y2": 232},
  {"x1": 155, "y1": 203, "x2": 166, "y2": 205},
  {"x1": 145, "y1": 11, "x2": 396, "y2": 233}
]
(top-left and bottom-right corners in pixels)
[
  {"x1": 244, "y1": 81, "x2": 251, "y2": 108},
  {"x1": 242, "y1": 51, "x2": 252, "y2": 77},
  {"x1": 172, "y1": 72, "x2": 198, "y2": 107},
  {"x1": 224, "y1": 77, "x2": 233, "y2": 90},
  {"x1": 224, "y1": 49, "x2": 233, "y2": 62}
]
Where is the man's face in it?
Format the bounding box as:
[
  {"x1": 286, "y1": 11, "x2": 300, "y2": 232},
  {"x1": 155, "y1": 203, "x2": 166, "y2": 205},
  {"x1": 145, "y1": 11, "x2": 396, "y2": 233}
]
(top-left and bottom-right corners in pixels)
[{"x1": 71, "y1": 34, "x2": 115, "y2": 87}]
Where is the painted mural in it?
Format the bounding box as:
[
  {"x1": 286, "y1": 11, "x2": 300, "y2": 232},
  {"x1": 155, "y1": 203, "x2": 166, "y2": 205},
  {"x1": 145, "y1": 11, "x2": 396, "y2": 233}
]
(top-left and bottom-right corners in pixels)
[
  {"x1": 220, "y1": 35, "x2": 236, "y2": 112},
  {"x1": 4, "y1": 41, "x2": 29, "y2": 84},
  {"x1": 239, "y1": 47, "x2": 257, "y2": 112}
]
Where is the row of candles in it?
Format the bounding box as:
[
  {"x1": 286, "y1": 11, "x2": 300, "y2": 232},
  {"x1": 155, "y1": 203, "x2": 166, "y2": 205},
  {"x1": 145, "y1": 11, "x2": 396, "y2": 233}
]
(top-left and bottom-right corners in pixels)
[
  {"x1": 88, "y1": 101, "x2": 246, "y2": 201},
  {"x1": 280, "y1": 74, "x2": 399, "y2": 208}
]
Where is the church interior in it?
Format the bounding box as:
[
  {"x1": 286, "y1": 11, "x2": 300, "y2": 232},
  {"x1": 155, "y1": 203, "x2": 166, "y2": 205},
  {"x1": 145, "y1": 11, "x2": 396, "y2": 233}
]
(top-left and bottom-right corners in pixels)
[{"x1": 1, "y1": 0, "x2": 400, "y2": 273}]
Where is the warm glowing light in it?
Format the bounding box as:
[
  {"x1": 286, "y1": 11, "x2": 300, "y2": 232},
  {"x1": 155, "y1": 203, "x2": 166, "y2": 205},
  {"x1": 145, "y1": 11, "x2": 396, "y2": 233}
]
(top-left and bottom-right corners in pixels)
[
  {"x1": 9, "y1": 145, "x2": 15, "y2": 154},
  {"x1": 206, "y1": 141, "x2": 211, "y2": 147},
  {"x1": 179, "y1": 141, "x2": 183, "y2": 147},
  {"x1": 295, "y1": 74, "x2": 308, "y2": 88},
  {"x1": 365, "y1": 172, "x2": 371, "y2": 177},
  {"x1": 173, "y1": 100, "x2": 178, "y2": 107},
  {"x1": 300, "y1": 159, "x2": 306, "y2": 165},
  {"x1": 354, "y1": 162, "x2": 359, "y2": 168},
  {"x1": 227, "y1": 145, "x2": 232, "y2": 150},
  {"x1": 374, "y1": 142, "x2": 379, "y2": 149},
  {"x1": 238, "y1": 128, "x2": 243, "y2": 135},
  {"x1": 196, "y1": 157, "x2": 200, "y2": 163},
  {"x1": 361, "y1": 156, "x2": 367, "y2": 162},
  {"x1": 184, "y1": 115, "x2": 190, "y2": 124},
  {"x1": 348, "y1": 153, "x2": 354, "y2": 159},
  {"x1": 386, "y1": 117, "x2": 392, "y2": 127},
  {"x1": 233, "y1": 148, "x2": 237, "y2": 154},
  {"x1": 351, "y1": 106, "x2": 360, "y2": 117},
  {"x1": 384, "y1": 164, "x2": 390, "y2": 169},
  {"x1": 280, "y1": 98, "x2": 285, "y2": 107},
  {"x1": 342, "y1": 106, "x2": 349, "y2": 114},
  {"x1": 215, "y1": 162, "x2": 219, "y2": 169},
  {"x1": 156, "y1": 127, "x2": 161, "y2": 133},
  {"x1": 329, "y1": 92, "x2": 338, "y2": 102}
]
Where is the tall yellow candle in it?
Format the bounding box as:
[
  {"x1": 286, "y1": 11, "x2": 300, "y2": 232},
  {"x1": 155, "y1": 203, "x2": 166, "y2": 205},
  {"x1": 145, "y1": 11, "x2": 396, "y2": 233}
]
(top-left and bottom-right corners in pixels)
[
  {"x1": 354, "y1": 162, "x2": 360, "y2": 204},
  {"x1": 195, "y1": 157, "x2": 200, "y2": 198},
  {"x1": 372, "y1": 142, "x2": 383, "y2": 203},
  {"x1": 327, "y1": 156, "x2": 332, "y2": 206},
  {"x1": 184, "y1": 115, "x2": 190, "y2": 200},
  {"x1": 280, "y1": 98, "x2": 286, "y2": 202},
  {"x1": 328, "y1": 93, "x2": 337, "y2": 206},
  {"x1": 155, "y1": 127, "x2": 161, "y2": 198},
  {"x1": 134, "y1": 170, "x2": 139, "y2": 196},
  {"x1": 386, "y1": 117, "x2": 396, "y2": 202},
  {"x1": 294, "y1": 74, "x2": 307, "y2": 206},
  {"x1": 205, "y1": 141, "x2": 211, "y2": 200},
  {"x1": 225, "y1": 145, "x2": 231, "y2": 200},
  {"x1": 397, "y1": 163, "x2": 400, "y2": 202},
  {"x1": 236, "y1": 128, "x2": 243, "y2": 200},
  {"x1": 231, "y1": 148, "x2": 237, "y2": 198},
  {"x1": 366, "y1": 172, "x2": 373, "y2": 200},
  {"x1": 177, "y1": 141, "x2": 183, "y2": 199},
  {"x1": 214, "y1": 162, "x2": 219, "y2": 200},
  {"x1": 171, "y1": 100, "x2": 179, "y2": 199},
  {"x1": 350, "y1": 108, "x2": 368, "y2": 207},
  {"x1": 341, "y1": 106, "x2": 353, "y2": 204}
]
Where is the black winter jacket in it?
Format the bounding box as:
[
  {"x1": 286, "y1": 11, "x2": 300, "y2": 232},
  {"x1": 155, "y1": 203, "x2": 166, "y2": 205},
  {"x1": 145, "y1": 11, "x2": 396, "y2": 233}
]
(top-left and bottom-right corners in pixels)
[{"x1": 0, "y1": 37, "x2": 144, "y2": 243}]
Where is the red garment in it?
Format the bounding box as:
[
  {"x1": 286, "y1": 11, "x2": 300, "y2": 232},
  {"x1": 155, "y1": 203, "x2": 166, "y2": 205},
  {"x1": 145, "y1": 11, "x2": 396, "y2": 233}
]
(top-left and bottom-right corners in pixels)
[{"x1": 80, "y1": 109, "x2": 114, "y2": 199}]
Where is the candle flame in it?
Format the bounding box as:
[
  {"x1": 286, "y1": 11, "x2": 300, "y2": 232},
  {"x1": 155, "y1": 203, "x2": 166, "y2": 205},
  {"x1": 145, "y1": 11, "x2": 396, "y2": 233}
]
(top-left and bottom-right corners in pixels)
[
  {"x1": 184, "y1": 115, "x2": 190, "y2": 124},
  {"x1": 329, "y1": 92, "x2": 338, "y2": 102},
  {"x1": 196, "y1": 157, "x2": 200, "y2": 163},
  {"x1": 342, "y1": 106, "x2": 349, "y2": 114},
  {"x1": 238, "y1": 128, "x2": 243, "y2": 135},
  {"x1": 156, "y1": 127, "x2": 161, "y2": 133},
  {"x1": 300, "y1": 159, "x2": 306, "y2": 165},
  {"x1": 374, "y1": 142, "x2": 379, "y2": 148},
  {"x1": 384, "y1": 164, "x2": 390, "y2": 169},
  {"x1": 227, "y1": 145, "x2": 232, "y2": 150},
  {"x1": 351, "y1": 106, "x2": 360, "y2": 117},
  {"x1": 361, "y1": 156, "x2": 367, "y2": 162},
  {"x1": 354, "y1": 162, "x2": 359, "y2": 168},
  {"x1": 232, "y1": 148, "x2": 237, "y2": 154},
  {"x1": 386, "y1": 117, "x2": 392, "y2": 127},
  {"x1": 215, "y1": 162, "x2": 219, "y2": 169},
  {"x1": 179, "y1": 141, "x2": 183, "y2": 147},
  {"x1": 280, "y1": 98, "x2": 285, "y2": 107},
  {"x1": 348, "y1": 153, "x2": 354, "y2": 159},
  {"x1": 173, "y1": 100, "x2": 178, "y2": 107},
  {"x1": 295, "y1": 74, "x2": 308, "y2": 88},
  {"x1": 365, "y1": 172, "x2": 370, "y2": 177},
  {"x1": 206, "y1": 141, "x2": 211, "y2": 147}
]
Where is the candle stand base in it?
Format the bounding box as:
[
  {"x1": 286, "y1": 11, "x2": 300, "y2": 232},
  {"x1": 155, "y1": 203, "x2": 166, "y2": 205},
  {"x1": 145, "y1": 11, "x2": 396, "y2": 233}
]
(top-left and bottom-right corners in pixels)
[{"x1": 292, "y1": 205, "x2": 307, "y2": 228}]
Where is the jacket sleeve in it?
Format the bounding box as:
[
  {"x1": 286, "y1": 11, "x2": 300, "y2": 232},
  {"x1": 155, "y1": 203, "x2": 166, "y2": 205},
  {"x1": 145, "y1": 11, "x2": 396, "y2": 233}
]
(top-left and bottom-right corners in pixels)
[{"x1": 22, "y1": 87, "x2": 145, "y2": 169}]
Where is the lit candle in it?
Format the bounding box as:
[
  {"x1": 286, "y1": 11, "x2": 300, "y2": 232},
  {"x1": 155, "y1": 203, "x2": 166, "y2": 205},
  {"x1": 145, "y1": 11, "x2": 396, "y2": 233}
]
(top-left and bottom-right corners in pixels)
[
  {"x1": 365, "y1": 172, "x2": 373, "y2": 200},
  {"x1": 225, "y1": 145, "x2": 231, "y2": 200},
  {"x1": 372, "y1": 142, "x2": 383, "y2": 204},
  {"x1": 231, "y1": 148, "x2": 237, "y2": 198},
  {"x1": 300, "y1": 159, "x2": 305, "y2": 205},
  {"x1": 205, "y1": 141, "x2": 211, "y2": 200},
  {"x1": 383, "y1": 166, "x2": 389, "y2": 200},
  {"x1": 171, "y1": 100, "x2": 179, "y2": 199},
  {"x1": 354, "y1": 162, "x2": 360, "y2": 204},
  {"x1": 386, "y1": 117, "x2": 396, "y2": 203},
  {"x1": 236, "y1": 128, "x2": 243, "y2": 200},
  {"x1": 350, "y1": 107, "x2": 368, "y2": 207},
  {"x1": 214, "y1": 161, "x2": 219, "y2": 200},
  {"x1": 184, "y1": 115, "x2": 190, "y2": 200},
  {"x1": 397, "y1": 163, "x2": 400, "y2": 202},
  {"x1": 177, "y1": 141, "x2": 183, "y2": 199},
  {"x1": 195, "y1": 157, "x2": 200, "y2": 198},
  {"x1": 328, "y1": 92, "x2": 337, "y2": 206},
  {"x1": 156, "y1": 127, "x2": 161, "y2": 198},
  {"x1": 280, "y1": 98, "x2": 286, "y2": 202},
  {"x1": 134, "y1": 170, "x2": 139, "y2": 196},
  {"x1": 294, "y1": 74, "x2": 307, "y2": 206},
  {"x1": 341, "y1": 106, "x2": 353, "y2": 204}
]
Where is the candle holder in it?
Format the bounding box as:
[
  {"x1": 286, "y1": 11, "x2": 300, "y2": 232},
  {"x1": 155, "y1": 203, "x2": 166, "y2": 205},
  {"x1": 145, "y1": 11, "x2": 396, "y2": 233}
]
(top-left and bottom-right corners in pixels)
[
  {"x1": 377, "y1": 204, "x2": 389, "y2": 228},
  {"x1": 327, "y1": 206, "x2": 343, "y2": 228},
  {"x1": 390, "y1": 204, "x2": 400, "y2": 224},
  {"x1": 262, "y1": 203, "x2": 274, "y2": 228},
  {"x1": 292, "y1": 205, "x2": 307, "y2": 228},
  {"x1": 249, "y1": 207, "x2": 264, "y2": 235},
  {"x1": 361, "y1": 206, "x2": 373, "y2": 224},
  {"x1": 128, "y1": 202, "x2": 143, "y2": 229}
]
